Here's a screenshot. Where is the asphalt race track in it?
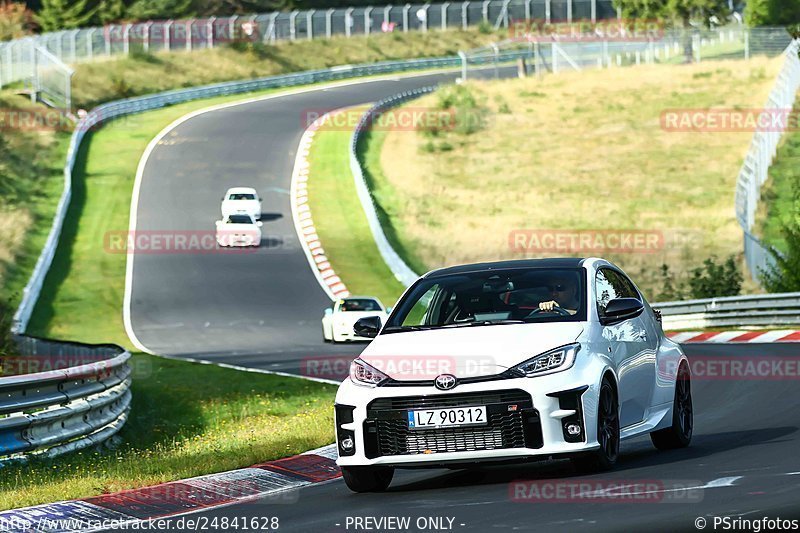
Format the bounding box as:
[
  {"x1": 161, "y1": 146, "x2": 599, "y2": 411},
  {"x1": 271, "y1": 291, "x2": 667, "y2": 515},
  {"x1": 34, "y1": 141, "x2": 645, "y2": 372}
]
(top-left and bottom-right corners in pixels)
[
  {"x1": 127, "y1": 72, "x2": 800, "y2": 531},
  {"x1": 177, "y1": 343, "x2": 800, "y2": 532},
  {"x1": 128, "y1": 69, "x2": 509, "y2": 373}
]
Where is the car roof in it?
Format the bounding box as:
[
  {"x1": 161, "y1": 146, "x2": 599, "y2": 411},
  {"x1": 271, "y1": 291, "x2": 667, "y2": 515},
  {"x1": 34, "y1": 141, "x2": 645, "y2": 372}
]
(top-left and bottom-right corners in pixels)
[
  {"x1": 423, "y1": 258, "x2": 588, "y2": 279},
  {"x1": 225, "y1": 187, "x2": 258, "y2": 195}
]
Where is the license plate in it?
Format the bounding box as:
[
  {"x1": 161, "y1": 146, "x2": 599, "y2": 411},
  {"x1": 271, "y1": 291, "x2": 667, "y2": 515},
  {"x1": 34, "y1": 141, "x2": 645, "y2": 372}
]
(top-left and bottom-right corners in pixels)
[{"x1": 407, "y1": 406, "x2": 487, "y2": 430}]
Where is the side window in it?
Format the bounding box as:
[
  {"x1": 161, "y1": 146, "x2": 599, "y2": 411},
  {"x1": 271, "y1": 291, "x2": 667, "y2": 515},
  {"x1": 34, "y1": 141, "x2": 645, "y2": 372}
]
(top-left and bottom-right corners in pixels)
[
  {"x1": 595, "y1": 269, "x2": 640, "y2": 316},
  {"x1": 402, "y1": 284, "x2": 440, "y2": 326},
  {"x1": 595, "y1": 269, "x2": 618, "y2": 315}
]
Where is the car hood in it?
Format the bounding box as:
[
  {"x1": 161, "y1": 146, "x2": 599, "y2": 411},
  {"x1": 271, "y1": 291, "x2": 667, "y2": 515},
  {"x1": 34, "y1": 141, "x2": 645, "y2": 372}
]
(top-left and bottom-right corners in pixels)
[{"x1": 360, "y1": 322, "x2": 584, "y2": 379}]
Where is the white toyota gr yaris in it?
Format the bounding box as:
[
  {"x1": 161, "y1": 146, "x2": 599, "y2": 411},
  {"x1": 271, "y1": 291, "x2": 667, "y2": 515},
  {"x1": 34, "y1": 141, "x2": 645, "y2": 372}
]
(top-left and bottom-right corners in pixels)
[{"x1": 334, "y1": 258, "x2": 692, "y2": 492}]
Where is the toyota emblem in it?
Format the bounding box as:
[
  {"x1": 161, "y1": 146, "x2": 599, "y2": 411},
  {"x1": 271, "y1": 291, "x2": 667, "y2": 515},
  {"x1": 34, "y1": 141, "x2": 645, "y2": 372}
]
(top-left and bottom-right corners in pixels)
[{"x1": 434, "y1": 374, "x2": 457, "y2": 390}]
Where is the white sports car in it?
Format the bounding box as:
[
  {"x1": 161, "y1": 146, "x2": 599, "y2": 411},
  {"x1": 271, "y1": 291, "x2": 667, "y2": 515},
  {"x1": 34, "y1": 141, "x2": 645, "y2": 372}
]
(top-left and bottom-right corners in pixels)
[
  {"x1": 334, "y1": 258, "x2": 692, "y2": 492},
  {"x1": 215, "y1": 214, "x2": 262, "y2": 247},
  {"x1": 322, "y1": 297, "x2": 390, "y2": 343},
  {"x1": 221, "y1": 187, "x2": 262, "y2": 220}
]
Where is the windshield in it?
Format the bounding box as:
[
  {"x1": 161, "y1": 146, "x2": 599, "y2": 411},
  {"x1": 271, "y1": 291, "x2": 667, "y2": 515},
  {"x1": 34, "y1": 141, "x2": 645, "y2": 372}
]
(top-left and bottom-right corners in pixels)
[
  {"x1": 340, "y1": 298, "x2": 382, "y2": 312},
  {"x1": 229, "y1": 193, "x2": 256, "y2": 200},
  {"x1": 227, "y1": 214, "x2": 254, "y2": 224},
  {"x1": 386, "y1": 267, "x2": 586, "y2": 331}
]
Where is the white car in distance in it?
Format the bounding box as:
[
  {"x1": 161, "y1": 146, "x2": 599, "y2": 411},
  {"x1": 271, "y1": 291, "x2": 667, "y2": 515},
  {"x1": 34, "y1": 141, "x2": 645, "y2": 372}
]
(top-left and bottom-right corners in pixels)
[
  {"x1": 323, "y1": 297, "x2": 390, "y2": 343},
  {"x1": 221, "y1": 187, "x2": 262, "y2": 220},
  {"x1": 215, "y1": 214, "x2": 262, "y2": 247}
]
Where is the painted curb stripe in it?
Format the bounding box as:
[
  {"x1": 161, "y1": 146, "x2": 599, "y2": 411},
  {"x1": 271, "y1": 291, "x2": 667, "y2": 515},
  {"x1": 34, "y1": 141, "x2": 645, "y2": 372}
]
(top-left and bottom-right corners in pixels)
[
  {"x1": 0, "y1": 446, "x2": 340, "y2": 532},
  {"x1": 667, "y1": 330, "x2": 800, "y2": 343}
]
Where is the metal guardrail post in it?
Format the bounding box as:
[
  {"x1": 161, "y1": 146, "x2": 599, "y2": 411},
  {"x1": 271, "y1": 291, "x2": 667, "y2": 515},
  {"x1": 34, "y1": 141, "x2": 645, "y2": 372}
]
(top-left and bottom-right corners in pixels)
[{"x1": 458, "y1": 50, "x2": 467, "y2": 80}]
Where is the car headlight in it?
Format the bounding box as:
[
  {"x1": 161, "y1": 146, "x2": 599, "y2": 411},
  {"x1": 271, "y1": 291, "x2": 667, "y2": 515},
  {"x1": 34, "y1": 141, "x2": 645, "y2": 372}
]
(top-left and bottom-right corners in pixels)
[
  {"x1": 511, "y1": 343, "x2": 580, "y2": 377},
  {"x1": 350, "y1": 358, "x2": 389, "y2": 387}
]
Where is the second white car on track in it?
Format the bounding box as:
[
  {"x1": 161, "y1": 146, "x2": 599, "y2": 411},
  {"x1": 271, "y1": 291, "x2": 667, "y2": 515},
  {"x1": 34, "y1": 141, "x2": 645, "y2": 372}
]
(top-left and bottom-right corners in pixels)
[
  {"x1": 215, "y1": 213, "x2": 262, "y2": 247},
  {"x1": 322, "y1": 297, "x2": 390, "y2": 343}
]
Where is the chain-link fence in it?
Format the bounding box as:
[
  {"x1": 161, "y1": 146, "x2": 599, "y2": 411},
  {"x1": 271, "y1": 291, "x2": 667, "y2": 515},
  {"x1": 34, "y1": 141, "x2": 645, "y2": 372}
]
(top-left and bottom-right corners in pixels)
[{"x1": 0, "y1": 0, "x2": 617, "y2": 90}]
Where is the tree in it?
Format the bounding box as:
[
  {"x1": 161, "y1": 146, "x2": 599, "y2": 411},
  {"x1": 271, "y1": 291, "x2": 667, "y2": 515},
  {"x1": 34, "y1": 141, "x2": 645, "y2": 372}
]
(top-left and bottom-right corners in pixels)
[
  {"x1": 688, "y1": 256, "x2": 742, "y2": 298},
  {"x1": 127, "y1": 0, "x2": 194, "y2": 20},
  {"x1": 36, "y1": 0, "x2": 95, "y2": 31},
  {"x1": 95, "y1": 0, "x2": 130, "y2": 24},
  {"x1": 614, "y1": 0, "x2": 731, "y2": 62},
  {"x1": 745, "y1": 0, "x2": 800, "y2": 27}
]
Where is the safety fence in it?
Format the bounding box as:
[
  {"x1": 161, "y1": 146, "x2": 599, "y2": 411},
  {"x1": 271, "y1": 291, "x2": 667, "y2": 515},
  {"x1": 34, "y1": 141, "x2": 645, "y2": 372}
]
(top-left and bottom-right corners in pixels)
[
  {"x1": 0, "y1": 0, "x2": 617, "y2": 91},
  {"x1": 654, "y1": 292, "x2": 800, "y2": 329},
  {"x1": 0, "y1": 337, "x2": 131, "y2": 463},
  {"x1": 733, "y1": 39, "x2": 800, "y2": 281}
]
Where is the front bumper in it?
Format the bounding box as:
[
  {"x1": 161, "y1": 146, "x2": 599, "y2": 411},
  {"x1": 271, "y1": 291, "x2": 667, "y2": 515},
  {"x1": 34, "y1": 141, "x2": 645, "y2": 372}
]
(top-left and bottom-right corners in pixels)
[{"x1": 335, "y1": 365, "x2": 605, "y2": 468}]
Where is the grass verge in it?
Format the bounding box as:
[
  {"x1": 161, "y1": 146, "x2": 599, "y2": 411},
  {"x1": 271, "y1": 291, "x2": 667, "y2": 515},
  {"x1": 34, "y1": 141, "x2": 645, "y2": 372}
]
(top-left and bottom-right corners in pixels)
[
  {"x1": 6, "y1": 87, "x2": 355, "y2": 510},
  {"x1": 367, "y1": 57, "x2": 783, "y2": 299},
  {"x1": 306, "y1": 110, "x2": 408, "y2": 306}
]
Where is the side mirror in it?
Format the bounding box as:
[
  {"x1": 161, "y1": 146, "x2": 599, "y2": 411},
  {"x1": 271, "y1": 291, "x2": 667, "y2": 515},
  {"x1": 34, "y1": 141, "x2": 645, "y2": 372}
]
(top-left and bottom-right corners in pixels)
[
  {"x1": 386, "y1": 306, "x2": 393, "y2": 314},
  {"x1": 354, "y1": 316, "x2": 382, "y2": 338},
  {"x1": 256, "y1": 221, "x2": 263, "y2": 227},
  {"x1": 601, "y1": 298, "x2": 644, "y2": 325}
]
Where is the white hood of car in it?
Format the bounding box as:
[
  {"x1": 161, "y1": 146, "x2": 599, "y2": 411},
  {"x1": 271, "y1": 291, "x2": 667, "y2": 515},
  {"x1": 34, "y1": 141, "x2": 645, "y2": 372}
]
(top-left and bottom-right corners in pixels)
[{"x1": 360, "y1": 322, "x2": 584, "y2": 379}]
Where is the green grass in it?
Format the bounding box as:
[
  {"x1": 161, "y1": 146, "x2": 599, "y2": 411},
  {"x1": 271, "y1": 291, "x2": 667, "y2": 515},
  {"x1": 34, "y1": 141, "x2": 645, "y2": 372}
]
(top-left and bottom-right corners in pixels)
[
  {"x1": 72, "y1": 28, "x2": 507, "y2": 110},
  {"x1": 0, "y1": 353, "x2": 336, "y2": 510},
  {"x1": 306, "y1": 113, "x2": 408, "y2": 307},
  {"x1": 756, "y1": 99, "x2": 800, "y2": 253}
]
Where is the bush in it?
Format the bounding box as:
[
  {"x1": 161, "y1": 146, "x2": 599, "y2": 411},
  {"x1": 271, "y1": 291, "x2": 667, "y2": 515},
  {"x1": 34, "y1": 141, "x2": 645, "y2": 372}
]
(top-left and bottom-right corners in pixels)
[
  {"x1": 0, "y1": 2, "x2": 34, "y2": 40},
  {"x1": 745, "y1": 0, "x2": 800, "y2": 26},
  {"x1": 430, "y1": 84, "x2": 488, "y2": 136},
  {"x1": 656, "y1": 264, "x2": 686, "y2": 302},
  {"x1": 688, "y1": 256, "x2": 743, "y2": 299},
  {"x1": 0, "y1": 299, "x2": 13, "y2": 358},
  {"x1": 760, "y1": 222, "x2": 800, "y2": 292}
]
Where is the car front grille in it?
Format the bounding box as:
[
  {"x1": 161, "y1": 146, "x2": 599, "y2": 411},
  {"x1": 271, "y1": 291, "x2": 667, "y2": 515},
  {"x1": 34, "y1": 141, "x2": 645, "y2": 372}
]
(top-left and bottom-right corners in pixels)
[{"x1": 364, "y1": 389, "x2": 542, "y2": 458}]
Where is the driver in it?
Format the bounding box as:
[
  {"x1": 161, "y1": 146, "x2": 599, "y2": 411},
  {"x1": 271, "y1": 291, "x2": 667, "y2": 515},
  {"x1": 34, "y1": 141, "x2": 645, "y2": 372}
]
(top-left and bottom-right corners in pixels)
[{"x1": 538, "y1": 276, "x2": 580, "y2": 315}]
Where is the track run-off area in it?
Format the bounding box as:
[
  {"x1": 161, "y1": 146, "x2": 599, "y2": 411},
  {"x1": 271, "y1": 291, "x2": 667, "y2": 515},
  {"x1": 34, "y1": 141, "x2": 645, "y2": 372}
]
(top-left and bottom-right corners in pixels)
[{"x1": 123, "y1": 71, "x2": 800, "y2": 532}]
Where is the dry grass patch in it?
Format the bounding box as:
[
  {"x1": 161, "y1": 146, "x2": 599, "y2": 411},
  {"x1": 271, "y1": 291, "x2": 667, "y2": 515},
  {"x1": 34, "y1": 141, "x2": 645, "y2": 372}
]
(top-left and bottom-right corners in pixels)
[{"x1": 373, "y1": 58, "x2": 782, "y2": 298}]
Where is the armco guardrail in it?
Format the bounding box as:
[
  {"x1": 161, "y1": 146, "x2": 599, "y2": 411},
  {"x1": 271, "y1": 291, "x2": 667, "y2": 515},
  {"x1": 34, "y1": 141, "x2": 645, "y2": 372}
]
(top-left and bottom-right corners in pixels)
[
  {"x1": 0, "y1": 337, "x2": 131, "y2": 462},
  {"x1": 349, "y1": 86, "x2": 438, "y2": 287},
  {"x1": 12, "y1": 55, "x2": 470, "y2": 335},
  {"x1": 654, "y1": 293, "x2": 800, "y2": 330}
]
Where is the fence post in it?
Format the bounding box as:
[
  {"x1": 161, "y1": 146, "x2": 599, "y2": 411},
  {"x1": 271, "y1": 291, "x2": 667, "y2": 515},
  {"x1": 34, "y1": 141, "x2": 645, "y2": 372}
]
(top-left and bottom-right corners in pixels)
[
  {"x1": 290, "y1": 11, "x2": 299, "y2": 40},
  {"x1": 403, "y1": 4, "x2": 411, "y2": 32},
  {"x1": 123, "y1": 24, "x2": 131, "y2": 55},
  {"x1": 66, "y1": 70, "x2": 73, "y2": 114},
  {"x1": 229, "y1": 15, "x2": 238, "y2": 44},
  {"x1": 384, "y1": 5, "x2": 391, "y2": 27},
  {"x1": 267, "y1": 14, "x2": 277, "y2": 43},
  {"x1": 345, "y1": 7, "x2": 354, "y2": 37},
  {"x1": 104, "y1": 26, "x2": 111, "y2": 56},
  {"x1": 207, "y1": 17, "x2": 216, "y2": 48},
  {"x1": 186, "y1": 19, "x2": 193, "y2": 51},
  {"x1": 482, "y1": 0, "x2": 489, "y2": 22},
  {"x1": 591, "y1": 0, "x2": 596, "y2": 22},
  {"x1": 165, "y1": 20, "x2": 172, "y2": 51},
  {"x1": 492, "y1": 42, "x2": 499, "y2": 78},
  {"x1": 441, "y1": 2, "x2": 449, "y2": 30},
  {"x1": 308, "y1": 10, "x2": 316, "y2": 39},
  {"x1": 524, "y1": 0, "x2": 530, "y2": 21},
  {"x1": 30, "y1": 44, "x2": 37, "y2": 103},
  {"x1": 545, "y1": 0, "x2": 551, "y2": 23},
  {"x1": 142, "y1": 22, "x2": 152, "y2": 52},
  {"x1": 744, "y1": 29, "x2": 749, "y2": 60},
  {"x1": 326, "y1": 9, "x2": 334, "y2": 38},
  {"x1": 461, "y1": 1, "x2": 469, "y2": 30},
  {"x1": 69, "y1": 29, "x2": 78, "y2": 62},
  {"x1": 567, "y1": 0, "x2": 572, "y2": 22}
]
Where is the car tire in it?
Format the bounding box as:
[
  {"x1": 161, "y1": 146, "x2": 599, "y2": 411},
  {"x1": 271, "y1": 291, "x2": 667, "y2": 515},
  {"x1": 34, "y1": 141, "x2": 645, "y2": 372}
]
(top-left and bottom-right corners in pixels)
[
  {"x1": 650, "y1": 363, "x2": 693, "y2": 450},
  {"x1": 572, "y1": 378, "x2": 619, "y2": 472},
  {"x1": 341, "y1": 466, "x2": 394, "y2": 493}
]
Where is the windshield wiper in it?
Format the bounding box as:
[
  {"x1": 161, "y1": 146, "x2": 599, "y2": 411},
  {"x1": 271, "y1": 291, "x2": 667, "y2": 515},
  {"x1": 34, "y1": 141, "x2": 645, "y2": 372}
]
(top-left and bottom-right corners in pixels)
[{"x1": 382, "y1": 325, "x2": 436, "y2": 333}]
